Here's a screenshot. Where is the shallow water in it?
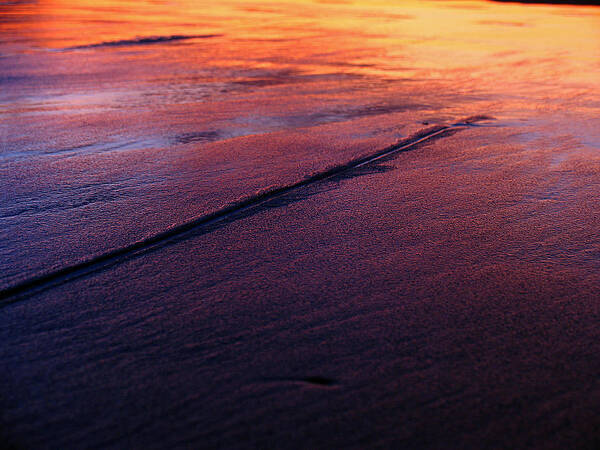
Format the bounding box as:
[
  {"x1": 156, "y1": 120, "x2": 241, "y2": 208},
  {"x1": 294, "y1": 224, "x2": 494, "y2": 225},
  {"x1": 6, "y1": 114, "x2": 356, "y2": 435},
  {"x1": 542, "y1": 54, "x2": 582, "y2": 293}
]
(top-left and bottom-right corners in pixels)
[{"x1": 1, "y1": 1, "x2": 600, "y2": 448}]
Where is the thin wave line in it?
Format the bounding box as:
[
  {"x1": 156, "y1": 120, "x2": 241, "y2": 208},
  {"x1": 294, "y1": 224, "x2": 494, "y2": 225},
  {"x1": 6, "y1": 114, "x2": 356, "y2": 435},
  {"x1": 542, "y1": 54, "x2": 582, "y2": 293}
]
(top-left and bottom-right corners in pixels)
[
  {"x1": 0, "y1": 121, "x2": 486, "y2": 304},
  {"x1": 62, "y1": 34, "x2": 221, "y2": 51}
]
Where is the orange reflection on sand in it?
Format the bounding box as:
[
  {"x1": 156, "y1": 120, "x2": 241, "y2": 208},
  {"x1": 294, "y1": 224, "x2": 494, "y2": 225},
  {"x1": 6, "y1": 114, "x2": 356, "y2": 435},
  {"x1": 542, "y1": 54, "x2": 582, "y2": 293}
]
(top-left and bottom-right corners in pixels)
[{"x1": 2, "y1": 0, "x2": 599, "y2": 123}]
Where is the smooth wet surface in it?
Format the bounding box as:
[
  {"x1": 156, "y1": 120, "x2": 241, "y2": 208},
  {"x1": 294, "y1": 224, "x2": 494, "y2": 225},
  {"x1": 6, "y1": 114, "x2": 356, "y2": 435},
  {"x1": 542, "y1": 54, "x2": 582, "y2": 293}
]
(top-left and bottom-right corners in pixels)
[
  {"x1": 1, "y1": 0, "x2": 600, "y2": 448},
  {"x1": 2, "y1": 0, "x2": 599, "y2": 289}
]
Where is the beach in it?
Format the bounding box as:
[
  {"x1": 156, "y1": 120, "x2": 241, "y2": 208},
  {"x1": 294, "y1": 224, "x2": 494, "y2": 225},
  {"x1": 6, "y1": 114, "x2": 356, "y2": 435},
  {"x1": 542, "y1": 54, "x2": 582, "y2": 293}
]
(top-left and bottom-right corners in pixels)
[{"x1": 1, "y1": 0, "x2": 600, "y2": 448}]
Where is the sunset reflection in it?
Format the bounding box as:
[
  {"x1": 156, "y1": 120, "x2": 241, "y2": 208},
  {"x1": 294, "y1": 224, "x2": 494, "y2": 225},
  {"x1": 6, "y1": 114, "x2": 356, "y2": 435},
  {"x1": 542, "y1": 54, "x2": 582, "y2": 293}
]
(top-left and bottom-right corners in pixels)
[
  {"x1": 2, "y1": 0, "x2": 599, "y2": 121},
  {"x1": 1, "y1": 1, "x2": 600, "y2": 449}
]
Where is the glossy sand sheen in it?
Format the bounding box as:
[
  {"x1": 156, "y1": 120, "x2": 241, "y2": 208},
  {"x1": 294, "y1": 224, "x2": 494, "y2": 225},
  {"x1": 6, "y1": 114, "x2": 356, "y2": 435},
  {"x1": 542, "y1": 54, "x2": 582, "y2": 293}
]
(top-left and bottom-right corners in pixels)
[{"x1": 1, "y1": 1, "x2": 600, "y2": 448}]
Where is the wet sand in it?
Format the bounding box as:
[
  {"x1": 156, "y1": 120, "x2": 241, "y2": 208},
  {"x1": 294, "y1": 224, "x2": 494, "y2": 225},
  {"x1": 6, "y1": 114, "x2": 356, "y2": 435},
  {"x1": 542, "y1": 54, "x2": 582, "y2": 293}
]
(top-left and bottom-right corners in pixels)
[
  {"x1": 1, "y1": 0, "x2": 600, "y2": 448},
  {"x1": 3, "y1": 125, "x2": 600, "y2": 449}
]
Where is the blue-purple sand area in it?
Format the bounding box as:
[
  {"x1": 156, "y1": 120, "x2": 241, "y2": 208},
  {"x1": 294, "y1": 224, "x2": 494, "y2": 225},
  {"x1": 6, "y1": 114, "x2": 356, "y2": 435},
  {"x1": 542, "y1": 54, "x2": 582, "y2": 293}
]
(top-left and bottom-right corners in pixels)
[{"x1": 1, "y1": 0, "x2": 600, "y2": 448}]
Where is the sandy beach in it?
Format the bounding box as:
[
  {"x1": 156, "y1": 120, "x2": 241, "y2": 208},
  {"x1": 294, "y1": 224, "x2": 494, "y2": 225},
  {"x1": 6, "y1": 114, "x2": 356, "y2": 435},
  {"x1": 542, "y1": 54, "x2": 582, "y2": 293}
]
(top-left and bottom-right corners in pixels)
[{"x1": 1, "y1": 0, "x2": 600, "y2": 448}]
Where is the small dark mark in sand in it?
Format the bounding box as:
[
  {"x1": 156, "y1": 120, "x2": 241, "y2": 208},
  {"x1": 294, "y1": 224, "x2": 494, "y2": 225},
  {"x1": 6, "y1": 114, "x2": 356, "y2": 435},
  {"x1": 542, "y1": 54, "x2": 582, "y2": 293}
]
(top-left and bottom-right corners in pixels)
[
  {"x1": 452, "y1": 115, "x2": 497, "y2": 127},
  {"x1": 301, "y1": 376, "x2": 338, "y2": 387},
  {"x1": 261, "y1": 376, "x2": 339, "y2": 388},
  {"x1": 174, "y1": 131, "x2": 221, "y2": 145}
]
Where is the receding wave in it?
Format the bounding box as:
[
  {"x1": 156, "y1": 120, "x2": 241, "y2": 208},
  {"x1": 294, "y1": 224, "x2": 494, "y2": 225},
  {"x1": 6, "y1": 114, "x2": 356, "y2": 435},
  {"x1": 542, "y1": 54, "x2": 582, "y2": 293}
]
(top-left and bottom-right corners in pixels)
[
  {"x1": 0, "y1": 117, "x2": 493, "y2": 304},
  {"x1": 64, "y1": 34, "x2": 221, "y2": 50}
]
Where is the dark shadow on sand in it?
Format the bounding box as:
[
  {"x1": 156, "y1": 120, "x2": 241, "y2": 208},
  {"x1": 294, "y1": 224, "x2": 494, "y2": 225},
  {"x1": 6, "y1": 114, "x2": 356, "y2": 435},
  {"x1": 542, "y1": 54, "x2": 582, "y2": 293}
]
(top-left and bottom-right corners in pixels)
[{"x1": 63, "y1": 34, "x2": 221, "y2": 51}]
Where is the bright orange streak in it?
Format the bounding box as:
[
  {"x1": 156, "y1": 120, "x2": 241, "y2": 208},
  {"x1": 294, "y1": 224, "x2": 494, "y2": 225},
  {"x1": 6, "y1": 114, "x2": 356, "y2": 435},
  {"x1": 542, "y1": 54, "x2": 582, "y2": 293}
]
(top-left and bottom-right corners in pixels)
[{"x1": 2, "y1": 0, "x2": 599, "y2": 121}]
